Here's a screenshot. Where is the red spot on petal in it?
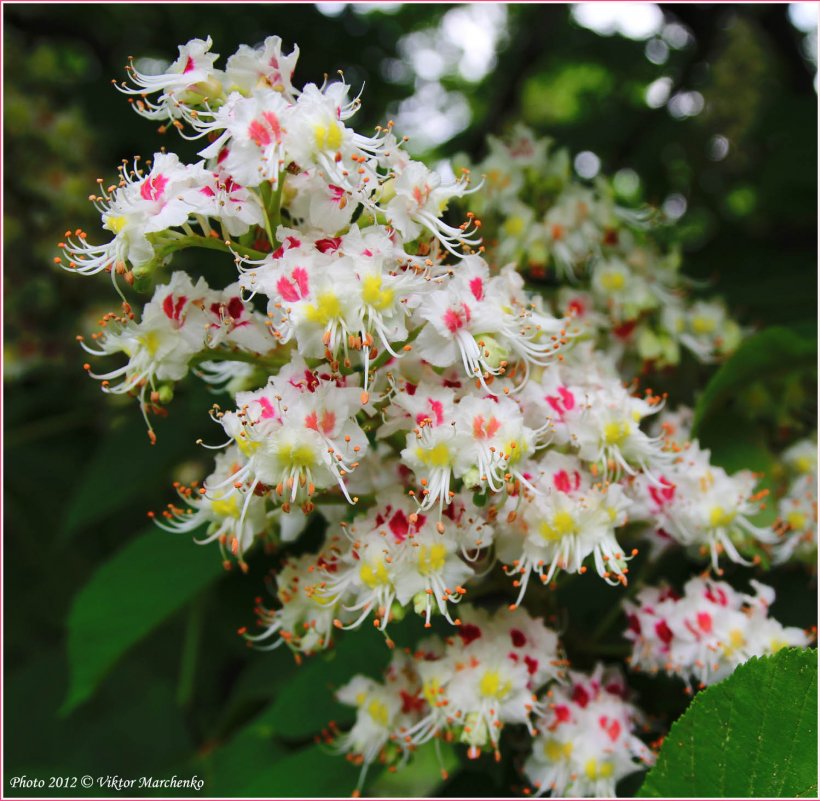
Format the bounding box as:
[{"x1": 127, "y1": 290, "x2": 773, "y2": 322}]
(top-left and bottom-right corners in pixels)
[
  {"x1": 458, "y1": 623, "x2": 482, "y2": 645},
  {"x1": 388, "y1": 510, "x2": 409, "y2": 543},
  {"x1": 315, "y1": 237, "x2": 342, "y2": 254},
  {"x1": 655, "y1": 619, "x2": 674, "y2": 644},
  {"x1": 572, "y1": 684, "x2": 590, "y2": 708},
  {"x1": 510, "y1": 628, "x2": 527, "y2": 648}
]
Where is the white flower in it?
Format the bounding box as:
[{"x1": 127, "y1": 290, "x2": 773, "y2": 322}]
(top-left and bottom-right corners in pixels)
[
  {"x1": 624, "y1": 577, "x2": 811, "y2": 686},
  {"x1": 198, "y1": 90, "x2": 291, "y2": 187},
  {"x1": 385, "y1": 161, "x2": 480, "y2": 256},
  {"x1": 154, "y1": 446, "x2": 269, "y2": 569},
  {"x1": 214, "y1": 358, "x2": 368, "y2": 508},
  {"x1": 79, "y1": 272, "x2": 213, "y2": 433},
  {"x1": 663, "y1": 299, "x2": 742, "y2": 362},
  {"x1": 60, "y1": 153, "x2": 208, "y2": 279},
  {"x1": 244, "y1": 550, "x2": 348, "y2": 654},
  {"x1": 566, "y1": 379, "x2": 669, "y2": 479},
  {"x1": 524, "y1": 664, "x2": 653, "y2": 798},
  {"x1": 630, "y1": 442, "x2": 777, "y2": 570},
  {"x1": 497, "y1": 453, "x2": 636, "y2": 599},
  {"x1": 413, "y1": 256, "x2": 569, "y2": 391},
  {"x1": 317, "y1": 490, "x2": 476, "y2": 630},
  {"x1": 117, "y1": 37, "x2": 225, "y2": 123},
  {"x1": 782, "y1": 437, "x2": 818, "y2": 476},
  {"x1": 224, "y1": 35, "x2": 300, "y2": 100},
  {"x1": 773, "y1": 470, "x2": 817, "y2": 564}
]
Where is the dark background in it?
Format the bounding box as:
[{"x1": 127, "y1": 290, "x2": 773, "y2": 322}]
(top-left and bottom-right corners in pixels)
[{"x1": 4, "y1": 3, "x2": 817, "y2": 797}]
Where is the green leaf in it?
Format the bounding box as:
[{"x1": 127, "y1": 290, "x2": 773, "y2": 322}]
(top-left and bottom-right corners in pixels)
[
  {"x1": 229, "y1": 744, "x2": 360, "y2": 797},
  {"x1": 202, "y1": 706, "x2": 287, "y2": 796},
  {"x1": 692, "y1": 327, "x2": 817, "y2": 434},
  {"x1": 6, "y1": 650, "x2": 194, "y2": 797},
  {"x1": 62, "y1": 529, "x2": 223, "y2": 714},
  {"x1": 371, "y1": 741, "x2": 458, "y2": 797},
  {"x1": 697, "y1": 411, "x2": 778, "y2": 527},
  {"x1": 638, "y1": 648, "x2": 818, "y2": 797},
  {"x1": 268, "y1": 626, "x2": 392, "y2": 739},
  {"x1": 60, "y1": 412, "x2": 197, "y2": 540}
]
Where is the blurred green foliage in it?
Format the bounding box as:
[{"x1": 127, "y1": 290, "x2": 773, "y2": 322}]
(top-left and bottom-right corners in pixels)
[{"x1": 3, "y1": 3, "x2": 817, "y2": 797}]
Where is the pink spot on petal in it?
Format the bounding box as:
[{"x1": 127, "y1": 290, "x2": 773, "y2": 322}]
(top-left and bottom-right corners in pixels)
[
  {"x1": 469, "y1": 277, "x2": 484, "y2": 302},
  {"x1": 247, "y1": 119, "x2": 271, "y2": 147},
  {"x1": 292, "y1": 267, "x2": 309, "y2": 296},
  {"x1": 258, "y1": 397, "x2": 277, "y2": 419},
  {"x1": 428, "y1": 399, "x2": 444, "y2": 426},
  {"x1": 276, "y1": 277, "x2": 300, "y2": 303},
  {"x1": 553, "y1": 470, "x2": 572, "y2": 493},
  {"x1": 141, "y1": 173, "x2": 168, "y2": 202}
]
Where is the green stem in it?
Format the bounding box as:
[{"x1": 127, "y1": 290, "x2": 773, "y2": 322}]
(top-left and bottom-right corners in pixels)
[
  {"x1": 5, "y1": 409, "x2": 95, "y2": 448},
  {"x1": 177, "y1": 594, "x2": 206, "y2": 707},
  {"x1": 158, "y1": 233, "x2": 268, "y2": 262},
  {"x1": 255, "y1": 173, "x2": 284, "y2": 250},
  {"x1": 191, "y1": 346, "x2": 293, "y2": 374},
  {"x1": 319, "y1": 492, "x2": 376, "y2": 506},
  {"x1": 369, "y1": 327, "x2": 422, "y2": 373},
  {"x1": 573, "y1": 642, "x2": 632, "y2": 658},
  {"x1": 588, "y1": 596, "x2": 627, "y2": 644},
  {"x1": 587, "y1": 549, "x2": 664, "y2": 643}
]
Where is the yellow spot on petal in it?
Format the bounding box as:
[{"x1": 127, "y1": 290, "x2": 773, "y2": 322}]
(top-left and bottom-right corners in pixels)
[
  {"x1": 544, "y1": 738, "x2": 573, "y2": 761},
  {"x1": 540, "y1": 510, "x2": 576, "y2": 541},
  {"x1": 304, "y1": 291, "x2": 342, "y2": 326},
  {"x1": 603, "y1": 420, "x2": 631, "y2": 445},
  {"x1": 478, "y1": 670, "x2": 510, "y2": 699},
  {"x1": 360, "y1": 560, "x2": 390, "y2": 588},
  {"x1": 278, "y1": 442, "x2": 317, "y2": 469},
  {"x1": 367, "y1": 698, "x2": 390, "y2": 727},
  {"x1": 211, "y1": 494, "x2": 240, "y2": 518},
  {"x1": 691, "y1": 315, "x2": 716, "y2": 335},
  {"x1": 314, "y1": 122, "x2": 342, "y2": 151},
  {"x1": 585, "y1": 758, "x2": 614, "y2": 780},
  {"x1": 504, "y1": 216, "x2": 525, "y2": 236},
  {"x1": 786, "y1": 511, "x2": 807, "y2": 531},
  {"x1": 723, "y1": 627, "x2": 746, "y2": 655},
  {"x1": 138, "y1": 330, "x2": 160, "y2": 356},
  {"x1": 422, "y1": 679, "x2": 440, "y2": 705},
  {"x1": 237, "y1": 435, "x2": 260, "y2": 457},
  {"x1": 361, "y1": 274, "x2": 394, "y2": 311},
  {"x1": 709, "y1": 505, "x2": 736, "y2": 528},
  {"x1": 416, "y1": 442, "x2": 452, "y2": 468},
  {"x1": 599, "y1": 270, "x2": 625, "y2": 292},
  {"x1": 104, "y1": 214, "x2": 127, "y2": 234},
  {"x1": 417, "y1": 543, "x2": 447, "y2": 575}
]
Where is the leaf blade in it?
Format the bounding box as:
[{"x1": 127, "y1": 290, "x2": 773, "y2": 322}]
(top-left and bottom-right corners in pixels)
[
  {"x1": 692, "y1": 327, "x2": 816, "y2": 434},
  {"x1": 62, "y1": 529, "x2": 223, "y2": 714},
  {"x1": 638, "y1": 648, "x2": 818, "y2": 797}
]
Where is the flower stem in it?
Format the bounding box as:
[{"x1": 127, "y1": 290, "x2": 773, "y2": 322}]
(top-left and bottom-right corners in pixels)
[{"x1": 177, "y1": 593, "x2": 206, "y2": 707}]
